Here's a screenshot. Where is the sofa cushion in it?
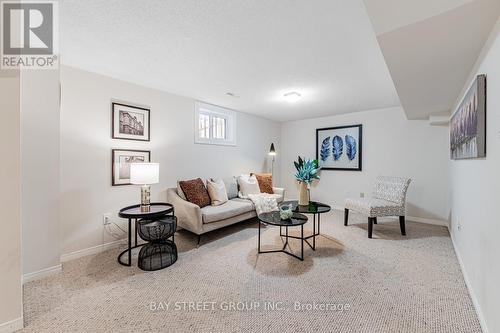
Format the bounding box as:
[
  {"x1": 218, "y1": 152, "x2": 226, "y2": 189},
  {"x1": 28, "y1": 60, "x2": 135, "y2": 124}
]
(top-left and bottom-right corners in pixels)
[
  {"x1": 201, "y1": 199, "x2": 254, "y2": 223},
  {"x1": 253, "y1": 173, "x2": 274, "y2": 194},
  {"x1": 206, "y1": 179, "x2": 228, "y2": 206},
  {"x1": 179, "y1": 178, "x2": 211, "y2": 208}
]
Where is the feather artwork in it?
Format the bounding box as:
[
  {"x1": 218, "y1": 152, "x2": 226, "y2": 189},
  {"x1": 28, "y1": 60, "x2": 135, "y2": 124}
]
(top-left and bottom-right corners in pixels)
[
  {"x1": 320, "y1": 137, "x2": 331, "y2": 161},
  {"x1": 345, "y1": 135, "x2": 357, "y2": 161},
  {"x1": 332, "y1": 135, "x2": 343, "y2": 161}
]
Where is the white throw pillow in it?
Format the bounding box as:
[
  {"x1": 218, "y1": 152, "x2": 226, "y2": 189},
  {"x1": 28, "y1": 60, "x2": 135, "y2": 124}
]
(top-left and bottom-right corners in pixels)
[
  {"x1": 237, "y1": 174, "x2": 261, "y2": 199},
  {"x1": 206, "y1": 179, "x2": 229, "y2": 206}
]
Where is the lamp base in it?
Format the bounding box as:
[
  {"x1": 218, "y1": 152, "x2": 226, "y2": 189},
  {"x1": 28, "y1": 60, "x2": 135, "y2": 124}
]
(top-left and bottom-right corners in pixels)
[{"x1": 140, "y1": 185, "x2": 151, "y2": 212}]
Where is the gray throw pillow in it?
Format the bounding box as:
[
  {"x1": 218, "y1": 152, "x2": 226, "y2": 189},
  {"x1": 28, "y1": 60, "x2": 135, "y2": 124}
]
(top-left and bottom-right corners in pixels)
[{"x1": 212, "y1": 177, "x2": 238, "y2": 199}]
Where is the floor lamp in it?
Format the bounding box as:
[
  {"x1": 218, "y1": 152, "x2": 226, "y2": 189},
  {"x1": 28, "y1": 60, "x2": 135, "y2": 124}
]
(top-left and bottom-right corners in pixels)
[{"x1": 269, "y1": 143, "x2": 276, "y2": 176}]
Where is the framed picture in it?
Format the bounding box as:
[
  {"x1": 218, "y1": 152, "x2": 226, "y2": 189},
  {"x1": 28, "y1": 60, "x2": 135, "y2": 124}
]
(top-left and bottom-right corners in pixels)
[
  {"x1": 316, "y1": 124, "x2": 362, "y2": 171},
  {"x1": 450, "y1": 74, "x2": 486, "y2": 160},
  {"x1": 112, "y1": 149, "x2": 151, "y2": 186},
  {"x1": 112, "y1": 102, "x2": 150, "y2": 141}
]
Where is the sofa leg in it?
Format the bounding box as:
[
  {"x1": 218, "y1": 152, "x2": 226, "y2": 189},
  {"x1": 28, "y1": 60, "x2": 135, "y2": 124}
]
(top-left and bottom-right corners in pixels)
[
  {"x1": 399, "y1": 216, "x2": 406, "y2": 236},
  {"x1": 344, "y1": 209, "x2": 349, "y2": 226},
  {"x1": 368, "y1": 217, "x2": 374, "y2": 238},
  {"x1": 373, "y1": 217, "x2": 377, "y2": 224},
  {"x1": 197, "y1": 234, "x2": 202, "y2": 246}
]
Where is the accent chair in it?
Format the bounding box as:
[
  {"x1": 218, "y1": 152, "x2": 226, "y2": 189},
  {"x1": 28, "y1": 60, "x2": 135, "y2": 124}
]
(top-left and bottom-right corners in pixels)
[{"x1": 344, "y1": 176, "x2": 412, "y2": 238}]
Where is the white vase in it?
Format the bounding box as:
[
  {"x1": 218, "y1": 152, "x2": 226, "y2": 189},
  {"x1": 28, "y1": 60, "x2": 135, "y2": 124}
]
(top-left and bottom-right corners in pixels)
[{"x1": 298, "y1": 182, "x2": 309, "y2": 206}]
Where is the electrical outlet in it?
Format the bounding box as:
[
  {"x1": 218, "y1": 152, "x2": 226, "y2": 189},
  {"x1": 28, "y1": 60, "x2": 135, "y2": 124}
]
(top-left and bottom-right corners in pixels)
[
  {"x1": 103, "y1": 213, "x2": 111, "y2": 225},
  {"x1": 360, "y1": 192, "x2": 364, "y2": 198}
]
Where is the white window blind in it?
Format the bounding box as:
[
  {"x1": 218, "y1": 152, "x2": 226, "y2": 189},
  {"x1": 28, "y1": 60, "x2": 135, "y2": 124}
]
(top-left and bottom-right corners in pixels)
[{"x1": 194, "y1": 102, "x2": 236, "y2": 146}]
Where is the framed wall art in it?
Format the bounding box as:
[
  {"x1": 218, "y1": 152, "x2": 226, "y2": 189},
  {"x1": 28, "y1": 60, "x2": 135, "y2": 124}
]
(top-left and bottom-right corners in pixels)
[
  {"x1": 112, "y1": 102, "x2": 150, "y2": 141},
  {"x1": 450, "y1": 74, "x2": 486, "y2": 160},
  {"x1": 316, "y1": 124, "x2": 362, "y2": 171},
  {"x1": 112, "y1": 149, "x2": 151, "y2": 186}
]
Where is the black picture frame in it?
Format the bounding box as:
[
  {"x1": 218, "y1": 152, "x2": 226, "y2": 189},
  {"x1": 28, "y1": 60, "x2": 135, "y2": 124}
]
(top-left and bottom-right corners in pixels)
[
  {"x1": 112, "y1": 149, "x2": 151, "y2": 186},
  {"x1": 112, "y1": 102, "x2": 151, "y2": 142},
  {"x1": 316, "y1": 124, "x2": 362, "y2": 171}
]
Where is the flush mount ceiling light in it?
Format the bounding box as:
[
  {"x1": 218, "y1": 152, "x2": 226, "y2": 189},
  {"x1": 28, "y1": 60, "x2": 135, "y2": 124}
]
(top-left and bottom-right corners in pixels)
[{"x1": 283, "y1": 91, "x2": 301, "y2": 103}]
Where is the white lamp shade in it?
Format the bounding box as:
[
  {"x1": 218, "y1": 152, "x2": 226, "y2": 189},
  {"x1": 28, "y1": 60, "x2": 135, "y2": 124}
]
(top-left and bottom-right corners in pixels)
[{"x1": 130, "y1": 163, "x2": 159, "y2": 185}]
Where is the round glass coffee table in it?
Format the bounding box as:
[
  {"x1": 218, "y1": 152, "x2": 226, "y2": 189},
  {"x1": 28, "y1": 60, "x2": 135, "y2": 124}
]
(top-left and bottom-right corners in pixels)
[
  {"x1": 257, "y1": 211, "x2": 308, "y2": 261},
  {"x1": 279, "y1": 201, "x2": 331, "y2": 250}
]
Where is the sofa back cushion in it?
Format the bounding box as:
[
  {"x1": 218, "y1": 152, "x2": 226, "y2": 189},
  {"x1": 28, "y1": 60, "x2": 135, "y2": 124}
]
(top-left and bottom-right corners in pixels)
[
  {"x1": 237, "y1": 174, "x2": 261, "y2": 199},
  {"x1": 179, "y1": 178, "x2": 211, "y2": 208},
  {"x1": 253, "y1": 173, "x2": 274, "y2": 194},
  {"x1": 212, "y1": 177, "x2": 238, "y2": 199},
  {"x1": 372, "y1": 176, "x2": 411, "y2": 205},
  {"x1": 206, "y1": 179, "x2": 229, "y2": 206}
]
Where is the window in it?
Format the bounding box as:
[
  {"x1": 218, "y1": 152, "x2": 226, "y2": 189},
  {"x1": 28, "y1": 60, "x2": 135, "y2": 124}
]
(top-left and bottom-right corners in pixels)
[{"x1": 195, "y1": 102, "x2": 236, "y2": 146}]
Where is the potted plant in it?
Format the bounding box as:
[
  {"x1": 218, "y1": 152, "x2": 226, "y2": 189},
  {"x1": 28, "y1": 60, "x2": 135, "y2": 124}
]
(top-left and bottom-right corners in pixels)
[{"x1": 294, "y1": 156, "x2": 320, "y2": 206}]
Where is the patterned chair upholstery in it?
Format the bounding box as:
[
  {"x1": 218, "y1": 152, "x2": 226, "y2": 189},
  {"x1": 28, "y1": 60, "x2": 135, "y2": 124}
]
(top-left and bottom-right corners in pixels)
[{"x1": 344, "y1": 176, "x2": 411, "y2": 238}]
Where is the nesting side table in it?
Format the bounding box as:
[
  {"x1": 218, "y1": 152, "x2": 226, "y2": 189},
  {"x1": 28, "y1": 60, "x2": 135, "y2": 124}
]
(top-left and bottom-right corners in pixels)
[{"x1": 118, "y1": 203, "x2": 176, "y2": 269}]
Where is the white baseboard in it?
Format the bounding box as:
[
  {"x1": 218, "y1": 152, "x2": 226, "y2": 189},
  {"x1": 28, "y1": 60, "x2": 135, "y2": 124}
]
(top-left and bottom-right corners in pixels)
[
  {"x1": 60, "y1": 239, "x2": 125, "y2": 262},
  {"x1": 332, "y1": 206, "x2": 448, "y2": 226},
  {"x1": 0, "y1": 317, "x2": 23, "y2": 333},
  {"x1": 406, "y1": 215, "x2": 448, "y2": 227},
  {"x1": 22, "y1": 264, "x2": 62, "y2": 284},
  {"x1": 450, "y1": 233, "x2": 489, "y2": 333}
]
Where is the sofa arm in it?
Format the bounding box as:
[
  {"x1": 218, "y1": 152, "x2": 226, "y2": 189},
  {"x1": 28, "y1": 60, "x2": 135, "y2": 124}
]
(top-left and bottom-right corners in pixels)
[
  {"x1": 167, "y1": 188, "x2": 203, "y2": 235},
  {"x1": 273, "y1": 187, "x2": 285, "y2": 201}
]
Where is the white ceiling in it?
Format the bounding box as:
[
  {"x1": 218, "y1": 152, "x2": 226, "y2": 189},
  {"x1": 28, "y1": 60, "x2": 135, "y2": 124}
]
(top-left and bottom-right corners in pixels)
[
  {"x1": 60, "y1": 0, "x2": 401, "y2": 122},
  {"x1": 364, "y1": 0, "x2": 500, "y2": 119}
]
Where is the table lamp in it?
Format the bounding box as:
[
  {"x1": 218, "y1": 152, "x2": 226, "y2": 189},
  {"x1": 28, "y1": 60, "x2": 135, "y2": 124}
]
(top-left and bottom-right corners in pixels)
[{"x1": 130, "y1": 163, "x2": 159, "y2": 212}]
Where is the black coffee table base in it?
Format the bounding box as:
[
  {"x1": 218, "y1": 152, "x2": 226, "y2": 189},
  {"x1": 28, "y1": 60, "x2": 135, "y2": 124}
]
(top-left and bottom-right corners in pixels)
[
  {"x1": 279, "y1": 213, "x2": 321, "y2": 250},
  {"x1": 258, "y1": 220, "x2": 305, "y2": 261},
  {"x1": 279, "y1": 201, "x2": 332, "y2": 251}
]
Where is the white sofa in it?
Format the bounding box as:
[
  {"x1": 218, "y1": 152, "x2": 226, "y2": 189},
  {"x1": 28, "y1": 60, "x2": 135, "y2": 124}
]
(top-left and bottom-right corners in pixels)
[{"x1": 167, "y1": 187, "x2": 285, "y2": 243}]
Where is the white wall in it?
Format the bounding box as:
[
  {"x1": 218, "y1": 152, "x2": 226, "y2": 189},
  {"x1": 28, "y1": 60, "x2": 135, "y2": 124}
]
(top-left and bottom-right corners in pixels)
[
  {"x1": 60, "y1": 66, "x2": 281, "y2": 255},
  {"x1": 280, "y1": 106, "x2": 449, "y2": 222},
  {"x1": 0, "y1": 72, "x2": 23, "y2": 331},
  {"x1": 21, "y1": 70, "x2": 61, "y2": 276},
  {"x1": 449, "y1": 19, "x2": 500, "y2": 333}
]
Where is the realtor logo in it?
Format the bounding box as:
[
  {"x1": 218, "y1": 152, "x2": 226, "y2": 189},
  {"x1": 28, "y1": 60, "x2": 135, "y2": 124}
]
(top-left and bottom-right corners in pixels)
[{"x1": 1, "y1": 0, "x2": 58, "y2": 69}]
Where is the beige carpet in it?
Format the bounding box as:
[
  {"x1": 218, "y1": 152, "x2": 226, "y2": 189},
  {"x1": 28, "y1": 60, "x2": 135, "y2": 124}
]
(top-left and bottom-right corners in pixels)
[{"x1": 21, "y1": 210, "x2": 481, "y2": 333}]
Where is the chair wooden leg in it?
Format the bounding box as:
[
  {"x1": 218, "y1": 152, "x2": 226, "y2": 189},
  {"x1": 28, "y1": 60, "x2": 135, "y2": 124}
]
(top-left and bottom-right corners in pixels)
[
  {"x1": 399, "y1": 216, "x2": 406, "y2": 236},
  {"x1": 373, "y1": 217, "x2": 377, "y2": 224},
  {"x1": 344, "y1": 209, "x2": 349, "y2": 226},
  {"x1": 368, "y1": 217, "x2": 374, "y2": 238}
]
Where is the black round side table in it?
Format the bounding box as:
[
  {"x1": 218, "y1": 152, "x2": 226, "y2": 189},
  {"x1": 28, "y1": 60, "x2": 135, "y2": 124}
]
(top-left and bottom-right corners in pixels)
[
  {"x1": 118, "y1": 203, "x2": 176, "y2": 268},
  {"x1": 137, "y1": 216, "x2": 178, "y2": 271},
  {"x1": 258, "y1": 211, "x2": 308, "y2": 261}
]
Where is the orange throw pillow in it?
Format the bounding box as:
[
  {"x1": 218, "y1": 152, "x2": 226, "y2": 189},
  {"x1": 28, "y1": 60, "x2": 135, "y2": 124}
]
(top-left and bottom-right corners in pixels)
[
  {"x1": 178, "y1": 178, "x2": 211, "y2": 208},
  {"x1": 253, "y1": 173, "x2": 274, "y2": 194}
]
